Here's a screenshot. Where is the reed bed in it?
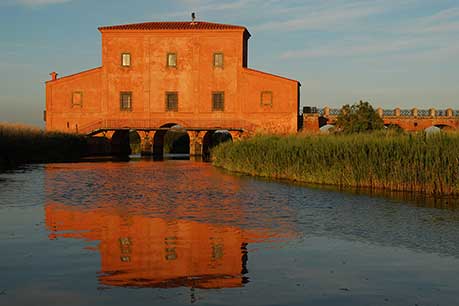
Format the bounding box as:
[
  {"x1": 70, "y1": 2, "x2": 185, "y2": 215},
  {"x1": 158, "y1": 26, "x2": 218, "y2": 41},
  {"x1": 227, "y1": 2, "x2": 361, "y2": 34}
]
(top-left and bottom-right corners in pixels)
[
  {"x1": 0, "y1": 123, "x2": 87, "y2": 169},
  {"x1": 212, "y1": 132, "x2": 459, "y2": 196}
]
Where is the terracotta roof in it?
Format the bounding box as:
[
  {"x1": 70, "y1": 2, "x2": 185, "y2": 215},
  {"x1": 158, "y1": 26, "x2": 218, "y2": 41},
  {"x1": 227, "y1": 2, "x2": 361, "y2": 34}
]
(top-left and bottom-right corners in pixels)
[
  {"x1": 46, "y1": 67, "x2": 101, "y2": 83},
  {"x1": 99, "y1": 21, "x2": 247, "y2": 31},
  {"x1": 243, "y1": 68, "x2": 300, "y2": 84}
]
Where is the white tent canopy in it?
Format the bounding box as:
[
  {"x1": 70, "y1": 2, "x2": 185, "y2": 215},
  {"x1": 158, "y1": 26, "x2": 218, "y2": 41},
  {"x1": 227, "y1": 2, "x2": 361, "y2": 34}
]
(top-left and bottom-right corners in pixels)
[
  {"x1": 319, "y1": 124, "x2": 335, "y2": 133},
  {"x1": 424, "y1": 126, "x2": 441, "y2": 134}
]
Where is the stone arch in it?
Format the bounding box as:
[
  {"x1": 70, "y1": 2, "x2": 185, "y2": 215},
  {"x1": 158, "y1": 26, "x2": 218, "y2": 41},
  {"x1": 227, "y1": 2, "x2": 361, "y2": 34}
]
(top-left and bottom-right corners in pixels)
[
  {"x1": 129, "y1": 130, "x2": 141, "y2": 155},
  {"x1": 158, "y1": 120, "x2": 188, "y2": 129},
  {"x1": 434, "y1": 124, "x2": 454, "y2": 131},
  {"x1": 318, "y1": 116, "x2": 329, "y2": 128},
  {"x1": 202, "y1": 130, "x2": 233, "y2": 159},
  {"x1": 153, "y1": 123, "x2": 190, "y2": 157},
  {"x1": 160, "y1": 123, "x2": 180, "y2": 129},
  {"x1": 111, "y1": 130, "x2": 131, "y2": 156},
  {"x1": 164, "y1": 126, "x2": 190, "y2": 155}
]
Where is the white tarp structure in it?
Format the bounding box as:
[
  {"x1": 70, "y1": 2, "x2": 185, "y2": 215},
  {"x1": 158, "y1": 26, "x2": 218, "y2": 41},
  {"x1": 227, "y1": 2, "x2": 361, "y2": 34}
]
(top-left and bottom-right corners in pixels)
[
  {"x1": 319, "y1": 124, "x2": 335, "y2": 134},
  {"x1": 425, "y1": 126, "x2": 441, "y2": 134}
]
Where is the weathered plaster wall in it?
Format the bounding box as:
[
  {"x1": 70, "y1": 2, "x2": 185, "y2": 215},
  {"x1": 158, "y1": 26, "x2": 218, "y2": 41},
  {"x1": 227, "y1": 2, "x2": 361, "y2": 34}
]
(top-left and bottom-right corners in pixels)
[
  {"x1": 46, "y1": 27, "x2": 299, "y2": 134},
  {"x1": 240, "y1": 68, "x2": 299, "y2": 134},
  {"x1": 46, "y1": 68, "x2": 102, "y2": 132}
]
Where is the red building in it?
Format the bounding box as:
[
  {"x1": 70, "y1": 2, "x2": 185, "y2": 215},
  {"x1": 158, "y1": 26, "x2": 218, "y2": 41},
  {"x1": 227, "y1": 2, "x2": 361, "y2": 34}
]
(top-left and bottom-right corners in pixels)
[{"x1": 45, "y1": 20, "x2": 300, "y2": 154}]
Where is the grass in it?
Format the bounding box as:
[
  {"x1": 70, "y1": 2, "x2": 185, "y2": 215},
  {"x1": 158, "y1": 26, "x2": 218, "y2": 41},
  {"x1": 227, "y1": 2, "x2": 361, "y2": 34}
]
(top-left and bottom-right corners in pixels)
[
  {"x1": 212, "y1": 131, "x2": 459, "y2": 196},
  {"x1": 0, "y1": 122, "x2": 87, "y2": 169}
]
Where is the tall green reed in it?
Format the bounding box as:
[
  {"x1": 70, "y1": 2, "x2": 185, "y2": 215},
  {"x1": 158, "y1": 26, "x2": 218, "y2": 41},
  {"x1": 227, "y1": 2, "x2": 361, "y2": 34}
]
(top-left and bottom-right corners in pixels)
[
  {"x1": 212, "y1": 131, "x2": 459, "y2": 196},
  {"x1": 0, "y1": 123, "x2": 87, "y2": 168}
]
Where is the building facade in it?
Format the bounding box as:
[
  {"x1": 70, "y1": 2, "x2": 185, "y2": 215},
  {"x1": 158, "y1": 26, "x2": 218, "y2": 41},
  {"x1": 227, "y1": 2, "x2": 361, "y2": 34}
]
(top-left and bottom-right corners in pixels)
[{"x1": 45, "y1": 21, "x2": 300, "y2": 138}]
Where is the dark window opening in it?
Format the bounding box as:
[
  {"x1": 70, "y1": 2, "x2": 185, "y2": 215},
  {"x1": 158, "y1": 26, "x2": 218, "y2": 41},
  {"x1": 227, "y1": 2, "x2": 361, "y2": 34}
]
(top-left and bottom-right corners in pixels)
[
  {"x1": 212, "y1": 92, "x2": 224, "y2": 111},
  {"x1": 261, "y1": 91, "x2": 273, "y2": 107},
  {"x1": 120, "y1": 92, "x2": 132, "y2": 111},
  {"x1": 165, "y1": 92, "x2": 178, "y2": 112}
]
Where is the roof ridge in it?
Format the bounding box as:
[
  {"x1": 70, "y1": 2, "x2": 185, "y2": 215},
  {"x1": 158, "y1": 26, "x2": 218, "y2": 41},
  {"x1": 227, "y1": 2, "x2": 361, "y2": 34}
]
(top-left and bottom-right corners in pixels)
[
  {"x1": 46, "y1": 67, "x2": 102, "y2": 83},
  {"x1": 98, "y1": 21, "x2": 247, "y2": 31}
]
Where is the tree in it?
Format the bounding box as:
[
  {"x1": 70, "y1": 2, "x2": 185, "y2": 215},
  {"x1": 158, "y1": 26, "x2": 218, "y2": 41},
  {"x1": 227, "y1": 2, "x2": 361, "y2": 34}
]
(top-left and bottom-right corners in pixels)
[{"x1": 335, "y1": 101, "x2": 384, "y2": 133}]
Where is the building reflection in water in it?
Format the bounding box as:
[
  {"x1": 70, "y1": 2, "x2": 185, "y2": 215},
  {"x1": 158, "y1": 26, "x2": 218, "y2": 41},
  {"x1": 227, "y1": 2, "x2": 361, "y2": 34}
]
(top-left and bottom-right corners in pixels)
[
  {"x1": 43, "y1": 162, "x2": 298, "y2": 290},
  {"x1": 46, "y1": 203, "x2": 257, "y2": 288}
]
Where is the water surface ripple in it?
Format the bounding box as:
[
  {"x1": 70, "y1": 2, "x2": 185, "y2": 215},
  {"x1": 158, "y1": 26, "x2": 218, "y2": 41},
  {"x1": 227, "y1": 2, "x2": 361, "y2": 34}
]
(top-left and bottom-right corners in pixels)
[{"x1": 1, "y1": 160, "x2": 459, "y2": 306}]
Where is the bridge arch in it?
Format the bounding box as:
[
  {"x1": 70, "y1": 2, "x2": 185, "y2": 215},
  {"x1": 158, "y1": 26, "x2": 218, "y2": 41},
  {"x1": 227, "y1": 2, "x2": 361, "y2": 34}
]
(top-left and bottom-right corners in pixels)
[
  {"x1": 111, "y1": 130, "x2": 131, "y2": 156},
  {"x1": 202, "y1": 130, "x2": 233, "y2": 159},
  {"x1": 318, "y1": 116, "x2": 329, "y2": 128},
  {"x1": 111, "y1": 129, "x2": 142, "y2": 156},
  {"x1": 153, "y1": 123, "x2": 190, "y2": 158},
  {"x1": 129, "y1": 130, "x2": 141, "y2": 154},
  {"x1": 158, "y1": 120, "x2": 188, "y2": 129},
  {"x1": 434, "y1": 124, "x2": 454, "y2": 131}
]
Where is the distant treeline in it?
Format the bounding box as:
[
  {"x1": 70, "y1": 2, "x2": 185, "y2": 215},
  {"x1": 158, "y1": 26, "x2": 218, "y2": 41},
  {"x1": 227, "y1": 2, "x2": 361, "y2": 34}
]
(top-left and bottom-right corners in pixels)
[
  {"x1": 0, "y1": 123, "x2": 87, "y2": 169},
  {"x1": 212, "y1": 132, "x2": 459, "y2": 196}
]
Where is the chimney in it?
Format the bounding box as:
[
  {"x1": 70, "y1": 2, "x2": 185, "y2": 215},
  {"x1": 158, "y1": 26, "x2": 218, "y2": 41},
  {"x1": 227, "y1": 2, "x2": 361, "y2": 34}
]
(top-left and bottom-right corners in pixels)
[
  {"x1": 191, "y1": 12, "x2": 196, "y2": 25},
  {"x1": 50, "y1": 72, "x2": 58, "y2": 81}
]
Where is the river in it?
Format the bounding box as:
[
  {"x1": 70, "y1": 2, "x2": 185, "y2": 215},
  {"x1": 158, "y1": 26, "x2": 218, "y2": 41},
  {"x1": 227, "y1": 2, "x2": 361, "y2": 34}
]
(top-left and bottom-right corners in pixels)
[{"x1": 1, "y1": 159, "x2": 459, "y2": 306}]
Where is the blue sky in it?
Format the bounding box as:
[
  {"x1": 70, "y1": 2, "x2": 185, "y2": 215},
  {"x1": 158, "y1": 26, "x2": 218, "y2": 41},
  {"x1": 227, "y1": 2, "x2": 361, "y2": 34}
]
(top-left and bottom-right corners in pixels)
[{"x1": 1, "y1": 0, "x2": 458, "y2": 126}]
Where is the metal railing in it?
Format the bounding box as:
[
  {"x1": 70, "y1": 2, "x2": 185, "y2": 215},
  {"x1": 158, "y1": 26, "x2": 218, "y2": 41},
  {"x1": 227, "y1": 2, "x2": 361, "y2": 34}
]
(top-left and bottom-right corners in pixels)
[
  {"x1": 417, "y1": 109, "x2": 430, "y2": 117},
  {"x1": 383, "y1": 109, "x2": 395, "y2": 116},
  {"x1": 79, "y1": 118, "x2": 255, "y2": 135},
  {"x1": 309, "y1": 108, "x2": 459, "y2": 118},
  {"x1": 329, "y1": 109, "x2": 341, "y2": 116},
  {"x1": 400, "y1": 109, "x2": 411, "y2": 116}
]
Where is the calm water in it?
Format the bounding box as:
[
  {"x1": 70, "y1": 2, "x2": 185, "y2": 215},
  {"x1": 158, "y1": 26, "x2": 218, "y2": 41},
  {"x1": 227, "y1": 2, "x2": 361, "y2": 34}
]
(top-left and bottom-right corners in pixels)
[{"x1": 1, "y1": 160, "x2": 459, "y2": 306}]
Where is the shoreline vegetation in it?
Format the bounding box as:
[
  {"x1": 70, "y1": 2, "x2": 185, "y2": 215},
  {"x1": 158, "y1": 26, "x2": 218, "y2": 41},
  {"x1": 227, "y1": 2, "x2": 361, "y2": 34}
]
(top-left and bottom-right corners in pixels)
[
  {"x1": 212, "y1": 132, "x2": 459, "y2": 196},
  {"x1": 0, "y1": 123, "x2": 86, "y2": 170}
]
